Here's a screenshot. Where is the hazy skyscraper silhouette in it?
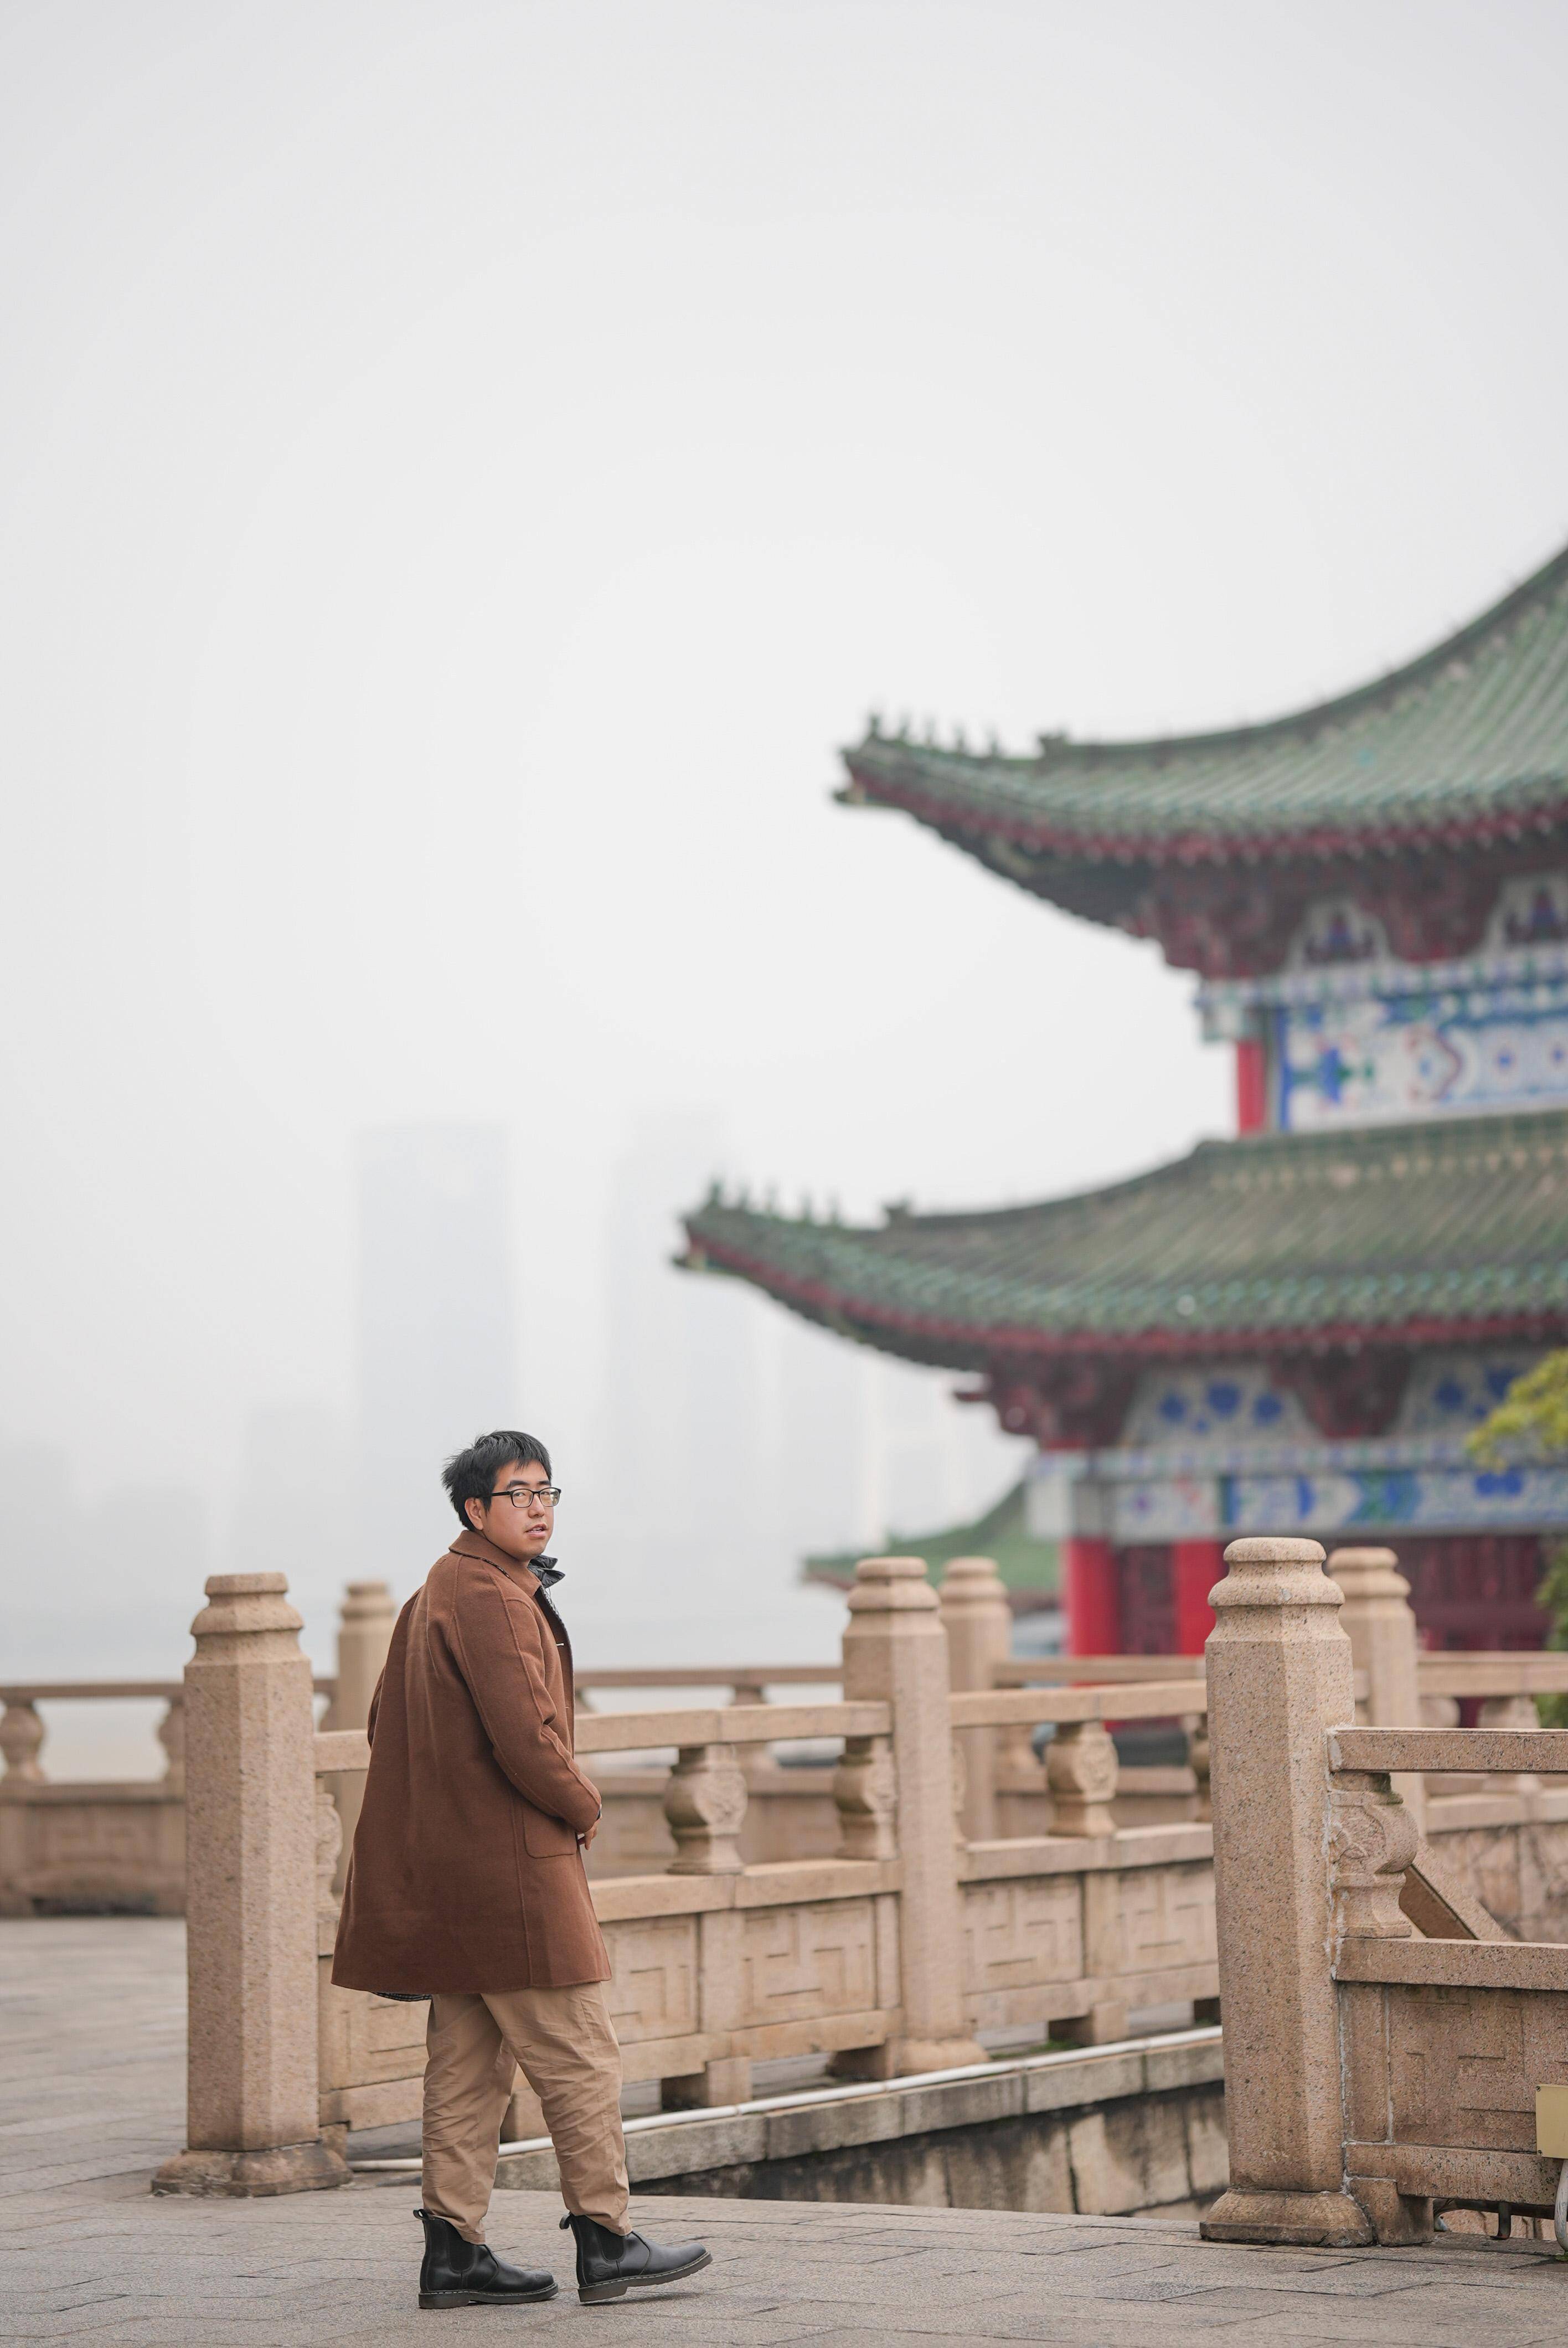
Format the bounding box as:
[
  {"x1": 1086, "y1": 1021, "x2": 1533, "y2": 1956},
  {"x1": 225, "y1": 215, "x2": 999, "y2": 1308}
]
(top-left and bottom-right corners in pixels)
[
  {"x1": 597, "y1": 1110, "x2": 761, "y2": 1602},
  {"x1": 355, "y1": 1124, "x2": 518, "y2": 1586}
]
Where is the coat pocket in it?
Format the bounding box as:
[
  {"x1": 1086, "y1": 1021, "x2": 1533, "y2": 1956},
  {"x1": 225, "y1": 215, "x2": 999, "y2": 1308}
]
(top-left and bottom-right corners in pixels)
[{"x1": 520, "y1": 1801, "x2": 580, "y2": 1857}]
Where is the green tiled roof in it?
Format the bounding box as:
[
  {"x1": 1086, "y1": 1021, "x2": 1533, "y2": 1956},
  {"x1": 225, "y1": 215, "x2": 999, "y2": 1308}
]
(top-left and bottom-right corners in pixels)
[
  {"x1": 843, "y1": 542, "x2": 1568, "y2": 859},
  {"x1": 802, "y1": 1477, "x2": 1057, "y2": 1597},
  {"x1": 682, "y1": 1111, "x2": 1568, "y2": 1365}
]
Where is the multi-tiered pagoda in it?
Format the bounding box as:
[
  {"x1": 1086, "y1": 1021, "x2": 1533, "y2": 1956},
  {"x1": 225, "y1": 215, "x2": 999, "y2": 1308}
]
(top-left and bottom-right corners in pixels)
[{"x1": 683, "y1": 544, "x2": 1568, "y2": 1655}]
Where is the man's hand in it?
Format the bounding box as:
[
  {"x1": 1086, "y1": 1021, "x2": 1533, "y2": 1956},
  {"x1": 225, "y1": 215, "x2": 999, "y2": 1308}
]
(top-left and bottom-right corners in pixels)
[{"x1": 579, "y1": 1817, "x2": 600, "y2": 1850}]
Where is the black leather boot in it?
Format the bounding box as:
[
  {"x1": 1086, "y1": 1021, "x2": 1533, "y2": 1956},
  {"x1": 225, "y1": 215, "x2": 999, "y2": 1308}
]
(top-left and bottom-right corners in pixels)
[
  {"x1": 560, "y1": 2211, "x2": 712, "y2": 2303},
  {"x1": 415, "y1": 2207, "x2": 557, "y2": 2309}
]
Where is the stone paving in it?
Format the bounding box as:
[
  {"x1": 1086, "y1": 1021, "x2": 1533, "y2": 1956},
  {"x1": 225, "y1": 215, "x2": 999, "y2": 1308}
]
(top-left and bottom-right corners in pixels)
[{"x1": 5, "y1": 1918, "x2": 1568, "y2": 2345}]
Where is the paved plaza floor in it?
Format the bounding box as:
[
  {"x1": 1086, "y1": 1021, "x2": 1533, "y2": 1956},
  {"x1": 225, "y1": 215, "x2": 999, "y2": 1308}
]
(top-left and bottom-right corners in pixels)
[{"x1": 4, "y1": 1918, "x2": 1568, "y2": 2346}]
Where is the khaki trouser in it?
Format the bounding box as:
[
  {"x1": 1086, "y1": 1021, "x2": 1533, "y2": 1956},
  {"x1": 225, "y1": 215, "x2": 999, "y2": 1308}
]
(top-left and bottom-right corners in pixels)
[{"x1": 421, "y1": 1981, "x2": 630, "y2": 2243}]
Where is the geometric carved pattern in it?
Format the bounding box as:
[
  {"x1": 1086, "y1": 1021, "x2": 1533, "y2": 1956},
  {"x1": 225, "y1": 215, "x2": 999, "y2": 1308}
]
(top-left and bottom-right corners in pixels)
[
  {"x1": 9, "y1": 1794, "x2": 185, "y2": 1912},
  {"x1": 34, "y1": 1809, "x2": 162, "y2": 1865},
  {"x1": 739, "y1": 1899, "x2": 876, "y2": 2026},
  {"x1": 600, "y1": 1917, "x2": 699, "y2": 2043},
  {"x1": 1329, "y1": 1777, "x2": 1419, "y2": 1940},
  {"x1": 1386, "y1": 1985, "x2": 1568, "y2": 2153},
  {"x1": 962, "y1": 1879, "x2": 1084, "y2": 1994},
  {"x1": 1118, "y1": 1862, "x2": 1215, "y2": 1975}
]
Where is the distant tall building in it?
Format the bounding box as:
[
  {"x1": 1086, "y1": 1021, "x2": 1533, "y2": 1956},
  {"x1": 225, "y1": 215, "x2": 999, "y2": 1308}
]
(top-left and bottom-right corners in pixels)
[
  {"x1": 596, "y1": 1111, "x2": 1023, "y2": 1611},
  {"x1": 229, "y1": 1402, "x2": 354, "y2": 1660},
  {"x1": 355, "y1": 1124, "x2": 518, "y2": 1585},
  {"x1": 0, "y1": 1431, "x2": 209, "y2": 1678},
  {"x1": 598, "y1": 1111, "x2": 762, "y2": 1600}
]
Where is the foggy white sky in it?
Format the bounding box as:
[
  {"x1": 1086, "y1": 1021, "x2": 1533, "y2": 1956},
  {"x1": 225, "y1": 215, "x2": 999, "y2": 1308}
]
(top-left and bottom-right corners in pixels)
[{"x1": 4, "y1": 0, "x2": 1568, "y2": 1696}]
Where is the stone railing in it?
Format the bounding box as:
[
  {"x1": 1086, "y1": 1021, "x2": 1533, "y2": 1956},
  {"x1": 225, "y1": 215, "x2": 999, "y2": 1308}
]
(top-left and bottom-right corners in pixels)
[
  {"x1": 313, "y1": 1684, "x2": 901, "y2": 2148},
  {"x1": 152, "y1": 1558, "x2": 959, "y2": 2192},
  {"x1": 0, "y1": 1679, "x2": 189, "y2": 1916},
  {"x1": 149, "y1": 1555, "x2": 1232, "y2": 2195},
  {"x1": 1199, "y1": 1536, "x2": 1568, "y2": 2250},
  {"x1": 982, "y1": 1656, "x2": 1213, "y2": 1835},
  {"x1": 951, "y1": 1675, "x2": 1215, "y2": 2048},
  {"x1": 0, "y1": 1608, "x2": 859, "y2": 1903},
  {"x1": 18, "y1": 1544, "x2": 1568, "y2": 1925},
  {"x1": 573, "y1": 1662, "x2": 847, "y2": 1876}
]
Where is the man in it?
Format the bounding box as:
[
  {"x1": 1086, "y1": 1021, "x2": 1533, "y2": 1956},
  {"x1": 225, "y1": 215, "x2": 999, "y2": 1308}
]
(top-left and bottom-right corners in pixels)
[{"x1": 333, "y1": 1429, "x2": 710, "y2": 2309}]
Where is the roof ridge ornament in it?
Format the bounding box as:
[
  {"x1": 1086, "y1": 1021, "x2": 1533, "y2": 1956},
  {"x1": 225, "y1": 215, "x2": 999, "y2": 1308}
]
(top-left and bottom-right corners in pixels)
[{"x1": 839, "y1": 536, "x2": 1568, "y2": 975}]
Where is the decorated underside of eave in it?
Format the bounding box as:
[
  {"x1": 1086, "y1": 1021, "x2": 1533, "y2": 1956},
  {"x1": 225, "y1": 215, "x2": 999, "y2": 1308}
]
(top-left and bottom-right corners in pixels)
[
  {"x1": 841, "y1": 542, "x2": 1568, "y2": 972},
  {"x1": 679, "y1": 1108, "x2": 1568, "y2": 1376}
]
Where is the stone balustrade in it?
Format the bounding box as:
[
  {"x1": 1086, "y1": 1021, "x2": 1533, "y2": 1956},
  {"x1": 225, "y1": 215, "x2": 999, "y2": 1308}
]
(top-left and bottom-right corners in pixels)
[
  {"x1": 13, "y1": 1547, "x2": 1568, "y2": 1933},
  {"x1": 23, "y1": 1535, "x2": 1568, "y2": 2221},
  {"x1": 0, "y1": 1681, "x2": 189, "y2": 1916},
  {"x1": 13, "y1": 1541, "x2": 1568, "y2": 1916},
  {"x1": 145, "y1": 1552, "x2": 1245, "y2": 2195},
  {"x1": 0, "y1": 1666, "x2": 337, "y2": 1917},
  {"x1": 1199, "y1": 1536, "x2": 1568, "y2": 2251}
]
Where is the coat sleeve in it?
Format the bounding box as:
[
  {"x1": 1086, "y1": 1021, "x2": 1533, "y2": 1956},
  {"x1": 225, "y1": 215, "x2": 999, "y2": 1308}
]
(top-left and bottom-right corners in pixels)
[{"x1": 448, "y1": 1571, "x2": 601, "y2": 1832}]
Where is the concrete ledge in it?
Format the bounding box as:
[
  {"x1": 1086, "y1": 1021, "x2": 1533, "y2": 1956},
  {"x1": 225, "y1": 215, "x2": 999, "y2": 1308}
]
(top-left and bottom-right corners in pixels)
[
  {"x1": 763, "y1": 2092, "x2": 905, "y2": 2160},
  {"x1": 1027, "y1": 2052, "x2": 1143, "y2": 2112},
  {"x1": 465, "y1": 2027, "x2": 1225, "y2": 2198}
]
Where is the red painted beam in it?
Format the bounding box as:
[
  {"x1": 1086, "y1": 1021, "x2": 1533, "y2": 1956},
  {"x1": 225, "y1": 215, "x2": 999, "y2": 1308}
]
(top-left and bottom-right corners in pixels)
[
  {"x1": 1065, "y1": 1537, "x2": 1118, "y2": 1656},
  {"x1": 1172, "y1": 1541, "x2": 1224, "y2": 1655},
  {"x1": 1235, "y1": 1039, "x2": 1268, "y2": 1135}
]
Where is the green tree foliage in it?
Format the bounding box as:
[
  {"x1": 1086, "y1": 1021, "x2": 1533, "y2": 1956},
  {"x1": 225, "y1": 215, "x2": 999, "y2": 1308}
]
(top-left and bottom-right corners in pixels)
[
  {"x1": 1469, "y1": 1352, "x2": 1568, "y2": 1722},
  {"x1": 1467, "y1": 1350, "x2": 1568, "y2": 1466}
]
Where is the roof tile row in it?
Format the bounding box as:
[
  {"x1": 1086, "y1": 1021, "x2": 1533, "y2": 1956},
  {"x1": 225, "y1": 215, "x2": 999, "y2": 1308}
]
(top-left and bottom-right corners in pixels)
[{"x1": 682, "y1": 1110, "x2": 1568, "y2": 1364}]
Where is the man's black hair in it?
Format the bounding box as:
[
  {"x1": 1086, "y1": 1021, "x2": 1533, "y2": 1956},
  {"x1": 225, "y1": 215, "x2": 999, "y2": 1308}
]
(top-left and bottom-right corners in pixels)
[{"x1": 442, "y1": 1430, "x2": 554, "y2": 1528}]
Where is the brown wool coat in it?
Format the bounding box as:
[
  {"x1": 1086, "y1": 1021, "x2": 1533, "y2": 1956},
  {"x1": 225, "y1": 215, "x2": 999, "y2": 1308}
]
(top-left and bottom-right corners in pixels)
[{"x1": 331, "y1": 1529, "x2": 610, "y2": 1994}]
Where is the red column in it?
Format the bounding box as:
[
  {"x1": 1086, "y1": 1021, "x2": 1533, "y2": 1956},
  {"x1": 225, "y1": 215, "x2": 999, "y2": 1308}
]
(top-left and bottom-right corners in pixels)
[
  {"x1": 1172, "y1": 1539, "x2": 1224, "y2": 1654},
  {"x1": 1235, "y1": 1039, "x2": 1267, "y2": 1135},
  {"x1": 1064, "y1": 1536, "x2": 1118, "y2": 1656}
]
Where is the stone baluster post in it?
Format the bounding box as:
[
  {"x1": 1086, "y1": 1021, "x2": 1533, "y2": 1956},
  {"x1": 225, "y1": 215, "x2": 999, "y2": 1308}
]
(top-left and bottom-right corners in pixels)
[
  {"x1": 153, "y1": 1572, "x2": 348, "y2": 2197},
  {"x1": 728, "y1": 1675, "x2": 773, "y2": 1793},
  {"x1": 1329, "y1": 1546, "x2": 1425, "y2": 1830},
  {"x1": 664, "y1": 1743, "x2": 747, "y2": 1875},
  {"x1": 661, "y1": 1744, "x2": 751, "y2": 2111},
  {"x1": 1046, "y1": 1720, "x2": 1119, "y2": 1837},
  {"x1": 0, "y1": 1700, "x2": 45, "y2": 1918},
  {"x1": 0, "y1": 1700, "x2": 45, "y2": 1782},
  {"x1": 838, "y1": 1558, "x2": 986, "y2": 2076},
  {"x1": 1185, "y1": 1712, "x2": 1210, "y2": 1822},
  {"x1": 938, "y1": 1557, "x2": 1012, "y2": 1842},
  {"x1": 327, "y1": 1580, "x2": 397, "y2": 1893},
  {"x1": 833, "y1": 1733, "x2": 898, "y2": 1859},
  {"x1": 1199, "y1": 1537, "x2": 1375, "y2": 2248},
  {"x1": 156, "y1": 1695, "x2": 185, "y2": 1793},
  {"x1": 1043, "y1": 1715, "x2": 1126, "y2": 2043}
]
